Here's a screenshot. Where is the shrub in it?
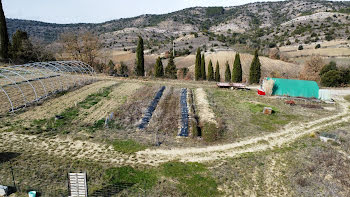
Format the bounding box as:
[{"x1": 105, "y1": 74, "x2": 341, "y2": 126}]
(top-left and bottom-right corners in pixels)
[
  {"x1": 319, "y1": 61, "x2": 337, "y2": 76},
  {"x1": 315, "y1": 44, "x2": 321, "y2": 49},
  {"x1": 298, "y1": 45, "x2": 304, "y2": 50},
  {"x1": 321, "y1": 70, "x2": 343, "y2": 87},
  {"x1": 154, "y1": 57, "x2": 164, "y2": 77}
]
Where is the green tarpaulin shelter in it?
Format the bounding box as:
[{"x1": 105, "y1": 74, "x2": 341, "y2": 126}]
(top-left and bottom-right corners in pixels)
[{"x1": 266, "y1": 78, "x2": 319, "y2": 99}]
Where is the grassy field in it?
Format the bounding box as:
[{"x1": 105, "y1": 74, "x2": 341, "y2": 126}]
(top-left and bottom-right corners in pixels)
[
  {"x1": 206, "y1": 88, "x2": 337, "y2": 143},
  {"x1": 0, "y1": 77, "x2": 349, "y2": 196}
]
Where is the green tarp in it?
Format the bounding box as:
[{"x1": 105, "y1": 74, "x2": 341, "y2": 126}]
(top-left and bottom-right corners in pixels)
[{"x1": 266, "y1": 78, "x2": 319, "y2": 99}]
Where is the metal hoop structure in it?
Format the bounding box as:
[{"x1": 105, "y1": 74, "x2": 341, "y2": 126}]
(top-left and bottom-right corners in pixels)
[{"x1": 0, "y1": 61, "x2": 96, "y2": 114}]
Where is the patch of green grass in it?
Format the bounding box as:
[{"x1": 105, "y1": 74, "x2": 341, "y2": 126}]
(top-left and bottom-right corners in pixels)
[
  {"x1": 161, "y1": 162, "x2": 220, "y2": 197},
  {"x1": 104, "y1": 166, "x2": 157, "y2": 190},
  {"x1": 162, "y1": 162, "x2": 206, "y2": 178},
  {"x1": 30, "y1": 107, "x2": 79, "y2": 135},
  {"x1": 88, "y1": 118, "x2": 124, "y2": 133},
  {"x1": 79, "y1": 86, "x2": 113, "y2": 109},
  {"x1": 112, "y1": 139, "x2": 146, "y2": 154},
  {"x1": 180, "y1": 174, "x2": 219, "y2": 197},
  {"x1": 27, "y1": 86, "x2": 116, "y2": 135},
  {"x1": 243, "y1": 102, "x2": 278, "y2": 113},
  {"x1": 251, "y1": 113, "x2": 296, "y2": 132}
]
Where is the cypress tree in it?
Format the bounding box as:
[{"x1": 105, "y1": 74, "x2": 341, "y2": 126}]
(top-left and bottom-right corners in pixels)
[
  {"x1": 195, "y1": 48, "x2": 201, "y2": 81},
  {"x1": 135, "y1": 36, "x2": 145, "y2": 76},
  {"x1": 249, "y1": 50, "x2": 262, "y2": 84},
  {"x1": 165, "y1": 52, "x2": 177, "y2": 79},
  {"x1": 201, "y1": 54, "x2": 206, "y2": 80},
  {"x1": 215, "y1": 61, "x2": 221, "y2": 82},
  {"x1": 154, "y1": 57, "x2": 164, "y2": 77},
  {"x1": 225, "y1": 61, "x2": 231, "y2": 82},
  {"x1": 232, "y1": 53, "x2": 243, "y2": 82},
  {"x1": 207, "y1": 60, "x2": 214, "y2": 81},
  {"x1": 0, "y1": 0, "x2": 8, "y2": 61}
]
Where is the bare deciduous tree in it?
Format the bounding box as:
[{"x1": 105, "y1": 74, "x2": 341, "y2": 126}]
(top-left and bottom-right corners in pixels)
[
  {"x1": 299, "y1": 56, "x2": 325, "y2": 82},
  {"x1": 59, "y1": 31, "x2": 101, "y2": 67}
]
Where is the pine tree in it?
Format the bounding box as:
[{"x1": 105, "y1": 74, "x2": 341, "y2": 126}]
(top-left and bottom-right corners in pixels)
[
  {"x1": 232, "y1": 53, "x2": 242, "y2": 82},
  {"x1": 201, "y1": 54, "x2": 206, "y2": 80},
  {"x1": 135, "y1": 36, "x2": 145, "y2": 76},
  {"x1": 0, "y1": 0, "x2": 8, "y2": 61},
  {"x1": 249, "y1": 50, "x2": 262, "y2": 84},
  {"x1": 195, "y1": 48, "x2": 201, "y2": 81},
  {"x1": 225, "y1": 61, "x2": 231, "y2": 82},
  {"x1": 215, "y1": 61, "x2": 221, "y2": 82},
  {"x1": 207, "y1": 60, "x2": 214, "y2": 81},
  {"x1": 165, "y1": 52, "x2": 177, "y2": 79},
  {"x1": 154, "y1": 57, "x2": 164, "y2": 77}
]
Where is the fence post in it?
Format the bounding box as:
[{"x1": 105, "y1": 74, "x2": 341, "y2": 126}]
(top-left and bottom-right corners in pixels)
[{"x1": 9, "y1": 161, "x2": 16, "y2": 191}]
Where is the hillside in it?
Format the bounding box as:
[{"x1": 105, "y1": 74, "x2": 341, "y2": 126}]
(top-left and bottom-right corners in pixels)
[{"x1": 6, "y1": 0, "x2": 350, "y2": 53}]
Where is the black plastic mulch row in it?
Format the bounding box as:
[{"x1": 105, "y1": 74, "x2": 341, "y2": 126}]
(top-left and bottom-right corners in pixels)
[
  {"x1": 179, "y1": 88, "x2": 189, "y2": 137},
  {"x1": 138, "y1": 86, "x2": 166, "y2": 129}
]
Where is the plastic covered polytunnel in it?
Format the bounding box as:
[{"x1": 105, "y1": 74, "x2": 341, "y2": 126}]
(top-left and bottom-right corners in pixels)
[{"x1": 0, "y1": 61, "x2": 96, "y2": 114}]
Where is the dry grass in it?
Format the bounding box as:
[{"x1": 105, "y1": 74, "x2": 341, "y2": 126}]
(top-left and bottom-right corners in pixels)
[
  {"x1": 194, "y1": 88, "x2": 217, "y2": 125},
  {"x1": 80, "y1": 82, "x2": 143, "y2": 124},
  {"x1": 263, "y1": 79, "x2": 275, "y2": 96},
  {"x1": 16, "y1": 80, "x2": 117, "y2": 121},
  {"x1": 188, "y1": 51, "x2": 302, "y2": 82}
]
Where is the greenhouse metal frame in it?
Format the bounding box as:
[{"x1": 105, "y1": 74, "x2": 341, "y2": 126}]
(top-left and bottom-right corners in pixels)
[{"x1": 0, "y1": 61, "x2": 96, "y2": 114}]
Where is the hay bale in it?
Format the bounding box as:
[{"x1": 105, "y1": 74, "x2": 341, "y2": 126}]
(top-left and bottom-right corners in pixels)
[{"x1": 263, "y1": 79, "x2": 275, "y2": 96}]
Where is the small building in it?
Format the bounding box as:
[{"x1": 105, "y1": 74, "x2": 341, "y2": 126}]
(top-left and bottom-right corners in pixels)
[{"x1": 265, "y1": 78, "x2": 319, "y2": 99}]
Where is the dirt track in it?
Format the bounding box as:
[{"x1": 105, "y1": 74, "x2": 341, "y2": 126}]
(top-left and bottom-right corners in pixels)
[{"x1": 135, "y1": 96, "x2": 350, "y2": 164}]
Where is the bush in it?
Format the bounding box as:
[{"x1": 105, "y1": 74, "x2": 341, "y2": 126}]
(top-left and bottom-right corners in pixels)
[
  {"x1": 319, "y1": 61, "x2": 337, "y2": 76},
  {"x1": 298, "y1": 45, "x2": 304, "y2": 50},
  {"x1": 315, "y1": 44, "x2": 321, "y2": 49},
  {"x1": 321, "y1": 70, "x2": 343, "y2": 87}
]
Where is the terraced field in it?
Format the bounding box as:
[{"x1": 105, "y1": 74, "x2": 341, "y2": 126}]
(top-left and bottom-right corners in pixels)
[{"x1": 1, "y1": 77, "x2": 350, "y2": 196}]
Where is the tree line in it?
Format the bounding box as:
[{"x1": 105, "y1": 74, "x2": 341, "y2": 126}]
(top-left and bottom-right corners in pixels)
[
  {"x1": 194, "y1": 48, "x2": 261, "y2": 84},
  {"x1": 134, "y1": 36, "x2": 177, "y2": 79},
  {"x1": 134, "y1": 36, "x2": 262, "y2": 83}
]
